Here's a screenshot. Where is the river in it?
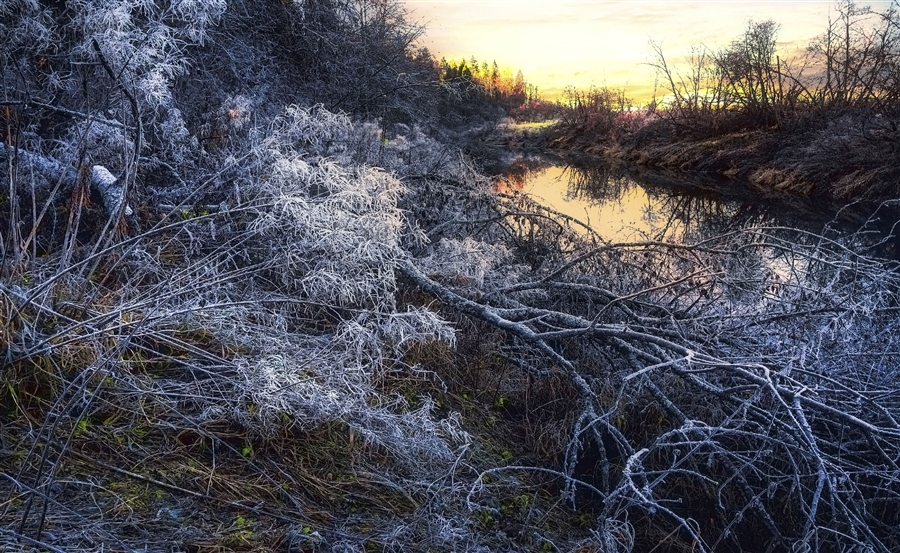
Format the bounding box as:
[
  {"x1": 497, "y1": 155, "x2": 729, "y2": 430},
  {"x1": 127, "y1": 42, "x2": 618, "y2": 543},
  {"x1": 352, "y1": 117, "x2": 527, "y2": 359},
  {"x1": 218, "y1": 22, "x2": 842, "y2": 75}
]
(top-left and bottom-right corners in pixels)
[{"x1": 496, "y1": 157, "x2": 851, "y2": 244}]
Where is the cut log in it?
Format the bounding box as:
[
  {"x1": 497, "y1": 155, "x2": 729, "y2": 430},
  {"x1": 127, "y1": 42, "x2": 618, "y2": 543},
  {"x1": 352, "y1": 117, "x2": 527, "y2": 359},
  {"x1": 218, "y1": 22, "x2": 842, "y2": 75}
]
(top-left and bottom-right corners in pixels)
[{"x1": 0, "y1": 143, "x2": 132, "y2": 216}]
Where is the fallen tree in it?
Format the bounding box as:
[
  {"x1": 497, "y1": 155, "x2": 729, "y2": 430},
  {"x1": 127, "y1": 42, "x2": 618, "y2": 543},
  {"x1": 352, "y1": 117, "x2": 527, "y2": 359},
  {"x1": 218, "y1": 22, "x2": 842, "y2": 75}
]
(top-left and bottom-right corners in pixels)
[
  {"x1": 401, "y1": 184, "x2": 900, "y2": 552},
  {"x1": 3, "y1": 1, "x2": 900, "y2": 551}
]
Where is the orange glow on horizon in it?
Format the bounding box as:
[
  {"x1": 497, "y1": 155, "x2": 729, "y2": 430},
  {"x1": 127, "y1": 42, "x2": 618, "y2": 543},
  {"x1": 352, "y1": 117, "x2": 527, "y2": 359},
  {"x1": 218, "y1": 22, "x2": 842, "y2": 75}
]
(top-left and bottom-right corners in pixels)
[{"x1": 403, "y1": 1, "x2": 871, "y2": 103}]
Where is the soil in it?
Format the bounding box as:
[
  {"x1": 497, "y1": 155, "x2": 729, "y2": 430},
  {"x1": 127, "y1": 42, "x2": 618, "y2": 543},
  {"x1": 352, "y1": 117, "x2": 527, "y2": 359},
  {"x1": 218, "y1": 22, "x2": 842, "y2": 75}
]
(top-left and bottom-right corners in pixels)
[{"x1": 540, "y1": 113, "x2": 900, "y2": 204}]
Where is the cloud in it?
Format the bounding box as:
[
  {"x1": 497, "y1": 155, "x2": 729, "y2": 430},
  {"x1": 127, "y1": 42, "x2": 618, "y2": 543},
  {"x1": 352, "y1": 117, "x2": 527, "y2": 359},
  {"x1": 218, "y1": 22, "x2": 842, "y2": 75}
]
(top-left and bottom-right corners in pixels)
[{"x1": 405, "y1": 0, "x2": 835, "y2": 102}]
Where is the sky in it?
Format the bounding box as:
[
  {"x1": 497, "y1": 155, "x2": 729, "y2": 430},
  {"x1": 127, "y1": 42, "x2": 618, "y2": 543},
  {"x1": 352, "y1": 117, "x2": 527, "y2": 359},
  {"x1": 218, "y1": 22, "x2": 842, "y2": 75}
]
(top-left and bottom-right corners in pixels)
[{"x1": 401, "y1": 1, "x2": 893, "y2": 101}]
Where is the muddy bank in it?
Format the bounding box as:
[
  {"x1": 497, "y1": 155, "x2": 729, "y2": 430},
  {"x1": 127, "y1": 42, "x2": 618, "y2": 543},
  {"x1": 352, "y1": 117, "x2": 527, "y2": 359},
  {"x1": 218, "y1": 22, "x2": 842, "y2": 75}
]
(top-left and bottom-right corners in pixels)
[{"x1": 545, "y1": 113, "x2": 900, "y2": 203}]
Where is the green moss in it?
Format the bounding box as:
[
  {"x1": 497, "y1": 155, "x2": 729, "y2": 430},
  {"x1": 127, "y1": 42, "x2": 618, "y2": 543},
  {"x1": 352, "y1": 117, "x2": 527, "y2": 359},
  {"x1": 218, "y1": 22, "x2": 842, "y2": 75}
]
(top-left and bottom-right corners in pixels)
[{"x1": 472, "y1": 508, "x2": 495, "y2": 530}]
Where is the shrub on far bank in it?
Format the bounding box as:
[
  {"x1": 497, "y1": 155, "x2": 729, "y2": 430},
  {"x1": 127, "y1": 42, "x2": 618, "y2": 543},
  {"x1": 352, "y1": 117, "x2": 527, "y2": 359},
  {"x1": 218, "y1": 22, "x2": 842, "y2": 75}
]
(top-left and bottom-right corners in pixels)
[
  {"x1": 552, "y1": 1, "x2": 900, "y2": 146},
  {"x1": 547, "y1": 86, "x2": 657, "y2": 150},
  {"x1": 542, "y1": 2, "x2": 900, "y2": 200}
]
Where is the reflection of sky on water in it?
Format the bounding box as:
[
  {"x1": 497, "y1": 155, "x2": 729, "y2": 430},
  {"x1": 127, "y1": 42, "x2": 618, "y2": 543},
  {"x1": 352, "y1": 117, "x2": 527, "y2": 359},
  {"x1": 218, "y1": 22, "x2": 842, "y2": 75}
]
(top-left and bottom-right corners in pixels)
[
  {"x1": 500, "y1": 164, "x2": 682, "y2": 241},
  {"x1": 496, "y1": 161, "x2": 840, "y2": 313}
]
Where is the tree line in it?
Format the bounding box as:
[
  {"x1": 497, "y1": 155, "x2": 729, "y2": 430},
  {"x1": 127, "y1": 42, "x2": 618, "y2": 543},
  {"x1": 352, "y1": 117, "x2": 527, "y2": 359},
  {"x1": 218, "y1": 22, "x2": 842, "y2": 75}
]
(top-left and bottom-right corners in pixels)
[
  {"x1": 552, "y1": 0, "x2": 900, "y2": 141},
  {"x1": 437, "y1": 57, "x2": 529, "y2": 106}
]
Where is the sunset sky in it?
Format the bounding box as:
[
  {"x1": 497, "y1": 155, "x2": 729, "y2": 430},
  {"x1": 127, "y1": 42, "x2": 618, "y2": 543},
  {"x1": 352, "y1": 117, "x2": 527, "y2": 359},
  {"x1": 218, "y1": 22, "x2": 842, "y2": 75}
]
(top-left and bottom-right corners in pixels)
[{"x1": 402, "y1": 1, "x2": 893, "y2": 101}]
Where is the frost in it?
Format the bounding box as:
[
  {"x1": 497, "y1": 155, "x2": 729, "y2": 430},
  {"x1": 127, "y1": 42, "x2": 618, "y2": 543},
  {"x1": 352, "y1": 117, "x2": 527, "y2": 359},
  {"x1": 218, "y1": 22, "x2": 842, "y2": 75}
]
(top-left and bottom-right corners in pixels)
[{"x1": 417, "y1": 237, "x2": 512, "y2": 288}]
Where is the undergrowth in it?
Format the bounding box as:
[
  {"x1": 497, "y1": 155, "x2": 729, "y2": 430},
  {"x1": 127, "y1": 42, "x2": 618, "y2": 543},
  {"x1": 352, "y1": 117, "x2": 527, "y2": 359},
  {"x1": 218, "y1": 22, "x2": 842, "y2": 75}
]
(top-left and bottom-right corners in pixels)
[{"x1": 4, "y1": 2, "x2": 900, "y2": 552}]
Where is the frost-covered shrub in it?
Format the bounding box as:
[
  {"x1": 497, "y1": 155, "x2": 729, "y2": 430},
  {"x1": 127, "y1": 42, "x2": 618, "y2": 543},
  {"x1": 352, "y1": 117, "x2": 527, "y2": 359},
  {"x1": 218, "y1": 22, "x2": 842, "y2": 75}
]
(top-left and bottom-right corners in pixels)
[
  {"x1": 416, "y1": 237, "x2": 513, "y2": 288},
  {"x1": 158, "y1": 104, "x2": 466, "y2": 471},
  {"x1": 70, "y1": 0, "x2": 225, "y2": 161},
  {"x1": 253, "y1": 159, "x2": 405, "y2": 308},
  {"x1": 0, "y1": 2, "x2": 61, "y2": 87},
  {"x1": 248, "y1": 106, "x2": 412, "y2": 309},
  {"x1": 69, "y1": 0, "x2": 225, "y2": 81},
  {"x1": 52, "y1": 121, "x2": 136, "y2": 175},
  {"x1": 369, "y1": 124, "x2": 465, "y2": 179},
  {"x1": 1, "y1": 0, "x2": 226, "y2": 171}
]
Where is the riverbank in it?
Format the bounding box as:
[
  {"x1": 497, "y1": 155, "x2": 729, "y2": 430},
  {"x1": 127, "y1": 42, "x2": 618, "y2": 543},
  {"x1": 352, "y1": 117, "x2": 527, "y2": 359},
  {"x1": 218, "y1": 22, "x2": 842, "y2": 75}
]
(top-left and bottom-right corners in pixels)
[
  {"x1": 544, "y1": 108, "x2": 900, "y2": 203},
  {"x1": 6, "y1": 4, "x2": 900, "y2": 552}
]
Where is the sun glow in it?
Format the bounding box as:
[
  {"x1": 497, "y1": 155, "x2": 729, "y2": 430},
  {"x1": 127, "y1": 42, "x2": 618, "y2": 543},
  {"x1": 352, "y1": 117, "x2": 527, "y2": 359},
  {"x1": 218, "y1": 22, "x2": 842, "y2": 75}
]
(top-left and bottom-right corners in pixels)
[{"x1": 403, "y1": 1, "x2": 872, "y2": 102}]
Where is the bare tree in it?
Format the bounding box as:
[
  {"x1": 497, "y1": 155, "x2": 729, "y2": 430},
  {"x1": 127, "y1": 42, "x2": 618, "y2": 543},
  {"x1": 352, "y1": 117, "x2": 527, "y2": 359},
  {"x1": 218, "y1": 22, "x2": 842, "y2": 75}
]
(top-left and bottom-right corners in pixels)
[
  {"x1": 4, "y1": 2, "x2": 900, "y2": 552},
  {"x1": 649, "y1": 40, "x2": 735, "y2": 134},
  {"x1": 716, "y1": 20, "x2": 782, "y2": 116},
  {"x1": 797, "y1": 0, "x2": 900, "y2": 109},
  {"x1": 401, "y1": 172, "x2": 900, "y2": 551}
]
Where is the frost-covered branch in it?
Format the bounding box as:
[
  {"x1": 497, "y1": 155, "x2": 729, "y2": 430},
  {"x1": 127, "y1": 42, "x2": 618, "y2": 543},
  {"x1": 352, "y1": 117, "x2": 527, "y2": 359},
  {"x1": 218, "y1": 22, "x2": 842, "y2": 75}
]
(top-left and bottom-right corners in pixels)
[
  {"x1": 1, "y1": 143, "x2": 131, "y2": 216},
  {"x1": 401, "y1": 188, "x2": 900, "y2": 551}
]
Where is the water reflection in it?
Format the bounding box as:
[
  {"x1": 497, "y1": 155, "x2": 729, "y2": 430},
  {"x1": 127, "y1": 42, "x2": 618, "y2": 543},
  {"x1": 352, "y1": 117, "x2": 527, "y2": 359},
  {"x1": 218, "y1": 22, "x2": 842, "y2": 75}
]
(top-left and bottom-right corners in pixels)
[
  {"x1": 493, "y1": 158, "x2": 868, "y2": 317},
  {"x1": 498, "y1": 164, "x2": 658, "y2": 241},
  {"x1": 496, "y1": 158, "x2": 832, "y2": 243}
]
